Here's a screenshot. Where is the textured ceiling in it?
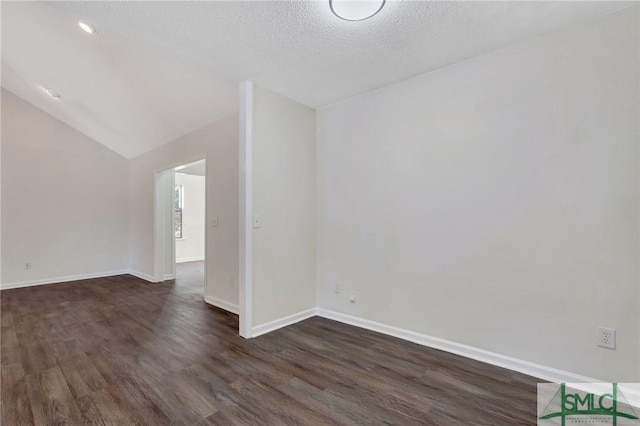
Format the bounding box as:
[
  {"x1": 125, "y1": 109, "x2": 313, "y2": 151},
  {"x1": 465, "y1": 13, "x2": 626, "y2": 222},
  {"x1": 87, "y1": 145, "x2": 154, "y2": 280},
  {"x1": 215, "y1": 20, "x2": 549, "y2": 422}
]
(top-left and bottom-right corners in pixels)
[
  {"x1": 48, "y1": 0, "x2": 633, "y2": 109},
  {"x1": 2, "y1": 1, "x2": 634, "y2": 159}
]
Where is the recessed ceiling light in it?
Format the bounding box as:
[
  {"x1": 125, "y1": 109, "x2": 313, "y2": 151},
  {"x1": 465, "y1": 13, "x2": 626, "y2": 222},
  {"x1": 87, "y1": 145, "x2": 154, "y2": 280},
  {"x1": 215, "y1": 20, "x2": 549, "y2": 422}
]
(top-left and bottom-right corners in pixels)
[
  {"x1": 78, "y1": 21, "x2": 97, "y2": 34},
  {"x1": 330, "y1": 0, "x2": 385, "y2": 21},
  {"x1": 45, "y1": 88, "x2": 61, "y2": 99}
]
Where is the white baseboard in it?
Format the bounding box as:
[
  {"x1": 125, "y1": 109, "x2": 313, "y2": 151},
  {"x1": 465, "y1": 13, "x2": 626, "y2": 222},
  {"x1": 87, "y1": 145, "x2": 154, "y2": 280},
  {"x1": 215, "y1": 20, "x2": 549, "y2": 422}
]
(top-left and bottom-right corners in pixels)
[
  {"x1": 127, "y1": 270, "x2": 156, "y2": 282},
  {"x1": 0, "y1": 270, "x2": 129, "y2": 290},
  {"x1": 176, "y1": 256, "x2": 205, "y2": 263},
  {"x1": 0, "y1": 268, "x2": 607, "y2": 385},
  {"x1": 316, "y1": 308, "x2": 602, "y2": 384},
  {"x1": 204, "y1": 296, "x2": 239, "y2": 315},
  {"x1": 252, "y1": 308, "x2": 316, "y2": 338},
  {"x1": 163, "y1": 273, "x2": 175, "y2": 280}
]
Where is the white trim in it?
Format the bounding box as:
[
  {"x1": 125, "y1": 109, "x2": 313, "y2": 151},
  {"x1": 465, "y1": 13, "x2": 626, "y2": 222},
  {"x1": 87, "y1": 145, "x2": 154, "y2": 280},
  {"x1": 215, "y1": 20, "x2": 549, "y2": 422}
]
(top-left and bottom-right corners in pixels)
[
  {"x1": 252, "y1": 308, "x2": 316, "y2": 338},
  {"x1": 128, "y1": 269, "x2": 156, "y2": 282},
  {"x1": 238, "y1": 81, "x2": 254, "y2": 338},
  {"x1": 202, "y1": 156, "x2": 208, "y2": 308},
  {"x1": 622, "y1": 387, "x2": 640, "y2": 409},
  {"x1": 0, "y1": 264, "x2": 612, "y2": 385},
  {"x1": 205, "y1": 296, "x2": 239, "y2": 315},
  {"x1": 0, "y1": 270, "x2": 129, "y2": 290},
  {"x1": 170, "y1": 171, "x2": 176, "y2": 281},
  {"x1": 316, "y1": 308, "x2": 602, "y2": 384},
  {"x1": 153, "y1": 169, "x2": 177, "y2": 283},
  {"x1": 153, "y1": 170, "x2": 166, "y2": 283},
  {"x1": 176, "y1": 256, "x2": 205, "y2": 263}
]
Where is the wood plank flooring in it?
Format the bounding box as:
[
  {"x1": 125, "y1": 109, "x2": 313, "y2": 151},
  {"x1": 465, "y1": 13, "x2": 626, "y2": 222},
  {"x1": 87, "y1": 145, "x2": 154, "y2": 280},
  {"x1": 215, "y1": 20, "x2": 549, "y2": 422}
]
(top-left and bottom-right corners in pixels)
[{"x1": 1, "y1": 262, "x2": 540, "y2": 425}]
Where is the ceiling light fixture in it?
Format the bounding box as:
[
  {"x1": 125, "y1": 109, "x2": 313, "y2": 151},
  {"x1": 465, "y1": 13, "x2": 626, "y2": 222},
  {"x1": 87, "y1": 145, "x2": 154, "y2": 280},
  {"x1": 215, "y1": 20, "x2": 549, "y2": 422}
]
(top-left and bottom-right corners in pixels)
[
  {"x1": 45, "y1": 88, "x2": 61, "y2": 99},
  {"x1": 330, "y1": 0, "x2": 385, "y2": 21},
  {"x1": 78, "y1": 20, "x2": 97, "y2": 34}
]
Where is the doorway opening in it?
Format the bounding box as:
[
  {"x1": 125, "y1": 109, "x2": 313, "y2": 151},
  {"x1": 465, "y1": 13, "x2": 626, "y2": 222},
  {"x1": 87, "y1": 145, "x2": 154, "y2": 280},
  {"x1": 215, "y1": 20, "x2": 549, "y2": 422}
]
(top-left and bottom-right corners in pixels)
[
  {"x1": 154, "y1": 158, "x2": 207, "y2": 299},
  {"x1": 174, "y1": 159, "x2": 206, "y2": 295}
]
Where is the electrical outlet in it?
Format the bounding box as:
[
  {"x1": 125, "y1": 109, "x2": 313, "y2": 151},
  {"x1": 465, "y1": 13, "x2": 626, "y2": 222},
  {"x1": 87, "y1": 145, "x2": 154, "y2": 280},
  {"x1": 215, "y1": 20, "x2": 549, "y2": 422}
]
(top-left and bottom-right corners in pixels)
[
  {"x1": 350, "y1": 291, "x2": 356, "y2": 303},
  {"x1": 334, "y1": 284, "x2": 342, "y2": 294},
  {"x1": 24, "y1": 261, "x2": 31, "y2": 270},
  {"x1": 597, "y1": 327, "x2": 616, "y2": 350}
]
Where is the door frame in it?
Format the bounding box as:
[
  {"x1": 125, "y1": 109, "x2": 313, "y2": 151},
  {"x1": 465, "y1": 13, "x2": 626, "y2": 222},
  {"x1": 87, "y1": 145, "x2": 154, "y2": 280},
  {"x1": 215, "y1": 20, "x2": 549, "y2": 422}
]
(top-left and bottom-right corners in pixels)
[
  {"x1": 153, "y1": 168, "x2": 175, "y2": 282},
  {"x1": 153, "y1": 158, "x2": 207, "y2": 301},
  {"x1": 239, "y1": 81, "x2": 253, "y2": 338}
]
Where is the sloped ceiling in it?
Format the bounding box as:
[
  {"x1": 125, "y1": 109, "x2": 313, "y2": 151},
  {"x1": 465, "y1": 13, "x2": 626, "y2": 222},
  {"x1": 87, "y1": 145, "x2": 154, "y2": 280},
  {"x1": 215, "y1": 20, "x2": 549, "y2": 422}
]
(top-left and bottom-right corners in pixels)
[
  {"x1": 1, "y1": 2, "x2": 238, "y2": 159},
  {"x1": 2, "y1": 1, "x2": 634, "y2": 159}
]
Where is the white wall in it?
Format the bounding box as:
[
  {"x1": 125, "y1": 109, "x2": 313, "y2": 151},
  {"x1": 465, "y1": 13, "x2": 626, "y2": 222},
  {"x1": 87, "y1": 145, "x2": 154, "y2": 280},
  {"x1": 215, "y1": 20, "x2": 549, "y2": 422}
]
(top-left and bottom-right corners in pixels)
[
  {"x1": 175, "y1": 172, "x2": 206, "y2": 263},
  {"x1": 252, "y1": 85, "x2": 316, "y2": 327},
  {"x1": 316, "y1": 7, "x2": 639, "y2": 382},
  {"x1": 1, "y1": 89, "x2": 129, "y2": 287},
  {"x1": 129, "y1": 113, "x2": 238, "y2": 307}
]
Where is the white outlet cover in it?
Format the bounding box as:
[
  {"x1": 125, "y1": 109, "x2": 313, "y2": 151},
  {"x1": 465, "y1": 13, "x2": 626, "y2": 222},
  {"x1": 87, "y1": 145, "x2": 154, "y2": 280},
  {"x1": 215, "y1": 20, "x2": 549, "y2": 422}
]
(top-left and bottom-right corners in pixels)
[{"x1": 597, "y1": 327, "x2": 616, "y2": 350}]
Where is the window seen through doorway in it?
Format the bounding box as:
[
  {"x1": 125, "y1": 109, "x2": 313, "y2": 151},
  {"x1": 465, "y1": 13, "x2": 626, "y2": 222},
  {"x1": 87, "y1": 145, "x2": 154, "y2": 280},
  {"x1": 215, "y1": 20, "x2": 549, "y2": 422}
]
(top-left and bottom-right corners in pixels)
[{"x1": 174, "y1": 184, "x2": 183, "y2": 239}]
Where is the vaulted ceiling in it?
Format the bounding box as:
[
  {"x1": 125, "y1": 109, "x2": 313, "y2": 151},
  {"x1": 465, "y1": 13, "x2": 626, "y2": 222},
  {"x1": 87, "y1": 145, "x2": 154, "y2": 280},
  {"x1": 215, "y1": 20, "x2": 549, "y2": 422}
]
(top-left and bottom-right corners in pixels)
[
  {"x1": 2, "y1": 1, "x2": 633, "y2": 159},
  {"x1": 1, "y1": 2, "x2": 238, "y2": 159}
]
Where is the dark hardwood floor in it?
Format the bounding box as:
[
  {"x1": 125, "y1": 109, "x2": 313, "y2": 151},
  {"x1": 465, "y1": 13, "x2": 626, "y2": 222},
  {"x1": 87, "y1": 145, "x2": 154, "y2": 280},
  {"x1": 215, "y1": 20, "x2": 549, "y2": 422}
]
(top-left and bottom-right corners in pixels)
[{"x1": 1, "y1": 262, "x2": 539, "y2": 425}]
